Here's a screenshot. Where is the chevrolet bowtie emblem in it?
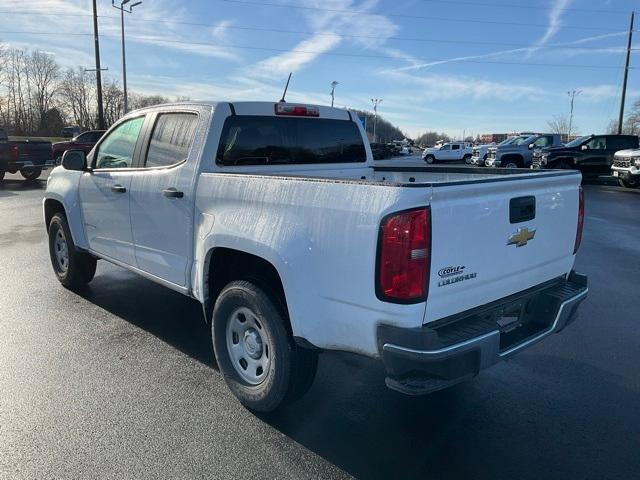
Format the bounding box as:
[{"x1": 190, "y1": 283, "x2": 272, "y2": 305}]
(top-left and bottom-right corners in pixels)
[{"x1": 507, "y1": 227, "x2": 536, "y2": 247}]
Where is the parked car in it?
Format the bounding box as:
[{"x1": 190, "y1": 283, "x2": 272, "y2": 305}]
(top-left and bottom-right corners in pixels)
[
  {"x1": 45, "y1": 101, "x2": 588, "y2": 412},
  {"x1": 0, "y1": 127, "x2": 53, "y2": 182},
  {"x1": 61, "y1": 126, "x2": 81, "y2": 138},
  {"x1": 422, "y1": 141, "x2": 472, "y2": 163},
  {"x1": 531, "y1": 134, "x2": 639, "y2": 175},
  {"x1": 470, "y1": 137, "x2": 519, "y2": 166},
  {"x1": 611, "y1": 148, "x2": 640, "y2": 188},
  {"x1": 486, "y1": 134, "x2": 563, "y2": 168},
  {"x1": 52, "y1": 130, "x2": 105, "y2": 164}
]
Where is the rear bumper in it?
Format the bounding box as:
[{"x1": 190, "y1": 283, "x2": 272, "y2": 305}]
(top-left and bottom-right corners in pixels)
[
  {"x1": 379, "y1": 271, "x2": 588, "y2": 395},
  {"x1": 7, "y1": 159, "x2": 55, "y2": 171}
]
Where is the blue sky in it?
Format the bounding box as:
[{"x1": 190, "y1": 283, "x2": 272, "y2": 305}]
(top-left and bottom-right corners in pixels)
[{"x1": 1, "y1": 0, "x2": 638, "y2": 137}]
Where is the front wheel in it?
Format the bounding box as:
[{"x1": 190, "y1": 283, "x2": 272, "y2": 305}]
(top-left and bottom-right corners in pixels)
[
  {"x1": 212, "y1": 281, "x2": 317, "y2": 412},
  {"x1": 424, "y1": 155, "x2": 435, "y2": 164},
  {"x1": 619, "y1": 177, "x2": 640, "y2": 188},
  {"x1": 0, "y1": 170, "x2": 4, "y2": 183},
  {"x1": 48, "y1": 213, "x2": 97, "y2": 289},
  {"x1": 463, "y1": 154, "x2": 472, "y2": 163},
  {"x1": 20, "y1": 167, "x2": 42, "y2": 181}
]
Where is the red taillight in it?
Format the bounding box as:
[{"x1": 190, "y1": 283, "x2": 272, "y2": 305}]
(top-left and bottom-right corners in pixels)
[
  {"x1": 274, "y1": 103, "x2": 319, "y2": 117},
  {"x1": 10, "y1": 144, "x2": 19, "y2": 161},
  {"x1": 377, "y1": 208, "x2": 431, "y2": 303},
  {"x1": 574, "y1": 186, "x2": 584, "y2": 254}
]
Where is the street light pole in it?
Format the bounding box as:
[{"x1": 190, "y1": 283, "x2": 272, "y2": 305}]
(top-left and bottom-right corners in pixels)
[
  {"x1": 567, "y1": 89, "x2": 581, "y2": 139},
  {"x1": 371, "y1": 98, "x2": 382, "y2": 143},
  {"x1": 113, "y1": 0, "x2": 142, "y2": 114},
  {"x1": 330, "y1": 81, "x2": 338, "y2": 107}
]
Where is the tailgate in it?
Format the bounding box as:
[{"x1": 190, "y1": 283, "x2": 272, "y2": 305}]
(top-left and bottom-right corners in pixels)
[
  {"x1": 13, "y1": 141, "x2": 52, "y2": 163},
  {"x1": 424, "y1": 172, "x2": 581, "y2": 323}
]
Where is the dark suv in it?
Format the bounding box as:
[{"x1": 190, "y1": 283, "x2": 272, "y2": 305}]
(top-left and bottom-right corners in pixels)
[{"x1": 532, "y1": 134, "x2": 639, "y2": 174}]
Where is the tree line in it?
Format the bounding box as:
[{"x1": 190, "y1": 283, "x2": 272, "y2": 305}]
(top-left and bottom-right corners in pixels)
[{"x1": 0, "y1": 45, "x2": 178, "y2": 136}]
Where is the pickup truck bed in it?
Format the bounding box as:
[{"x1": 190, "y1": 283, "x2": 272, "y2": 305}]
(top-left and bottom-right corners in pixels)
[{"x1": 44, "y1": 101, "x2": 587, "y2": 411}]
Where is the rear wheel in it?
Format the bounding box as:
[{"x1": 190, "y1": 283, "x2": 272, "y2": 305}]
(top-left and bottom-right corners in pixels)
[
  {"x1": 212, "y1": 280, "x2": 318, "y2": 412},
  {"x1": 0, "y1": 170, "x2": 4, "y2": 183},
  {"x1": 20, "y1": 167, "x2": 42, "y2": 181},
  {"x1": 48, "y1": 213, "x2": 96, "y2": 289}
]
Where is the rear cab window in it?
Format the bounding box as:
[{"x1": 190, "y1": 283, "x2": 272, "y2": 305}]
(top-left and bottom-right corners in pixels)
[{"x1": 216, "y1": 115, "x2": 366, "y2": 166}]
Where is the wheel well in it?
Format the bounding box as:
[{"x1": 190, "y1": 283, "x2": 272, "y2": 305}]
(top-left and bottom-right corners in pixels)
[
  {"x1": 204, "y1": 248, "x2": 289, "y2": 328},
  {"x1": 501, "y1": 154, "x2": 523, "y2": 166},
  {"x1": 44, "y1": 199, "x2": 65, "y2": 231}
]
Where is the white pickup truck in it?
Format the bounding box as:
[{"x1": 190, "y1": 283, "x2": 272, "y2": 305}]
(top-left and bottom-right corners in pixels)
[
  {"x1": 422, "y1": 141, "x2": 473, "y2": 163},
  {"x1": 44, "y1": 101, "x2": 588, "y2": 412}
]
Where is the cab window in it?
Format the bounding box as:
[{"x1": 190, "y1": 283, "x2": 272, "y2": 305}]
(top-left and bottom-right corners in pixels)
[
  {"x1": 145, "y1": 113, "x2": 198, "y2": 168},
  {"x1": 451, "y1": 144, "x2": 460, "y2": 150},
  {"x1": 94, "y1": 117, "x2": 145, "y2": 169},
  {"x1": 533, "y1": 136, "x2": 553, "y2": 148},
  {"x1": 585, "y1": 136, "x2": 607, "y2": 150}
]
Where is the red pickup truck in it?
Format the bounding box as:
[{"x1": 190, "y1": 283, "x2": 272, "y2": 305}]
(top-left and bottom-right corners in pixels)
[{"x1": 51, "y1": 130, "x2": 105, "y2": 164}]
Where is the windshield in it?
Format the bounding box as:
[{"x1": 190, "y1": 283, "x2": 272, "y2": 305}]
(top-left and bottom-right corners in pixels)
[
  {"x1": 512, "y1": 135, "x2": 535, "y2": 146},
  {"x1": 566, "y1": 135, "x2": 591, "y2": 147},
  {"x1": 498, "y1": 137, "x2": 516, "y2": 146}
]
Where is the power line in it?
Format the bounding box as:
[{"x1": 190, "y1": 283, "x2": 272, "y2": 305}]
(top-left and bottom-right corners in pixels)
[
  {"x1": 1, "y1": 30, "x2": 633, "y2": 70},
  {"x1": 0, "y1": 4, "x2": 617, "y2": 32},
  {"x1": 421, "y1": 0, "x2": 632, "y2": 15},
  {"x1": 0, "y1": 22, "x2": 628, "y2": 51},
  {"x1": 220, "y1": 0, "x2": 624, "y2": 31}
]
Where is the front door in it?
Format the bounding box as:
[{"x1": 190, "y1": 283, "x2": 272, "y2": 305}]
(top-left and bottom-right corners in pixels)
[
  {"x1": 129, "y1": 112, "x2": 199, "y2": 286},
  {"x1": 79, "y1": 115, "x2": 146, "y2": 265}
]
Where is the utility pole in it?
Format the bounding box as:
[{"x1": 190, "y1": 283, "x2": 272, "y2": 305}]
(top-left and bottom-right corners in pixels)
[
  {"x1": 371, "y1": 98, "x2": 382, "y2": 143},
  {"x1": 113, "y1": 0, "x2": 143, "y2": 114},
  {"x1": 618, "y1": 11, "x2": 634, "y2": 135},
  {"x1": 330, "y1": 81, "x2": 338, "y2": 107},
  {"x1": 92, "y1": 0, "x2": 105, "y2": 129},
  {"x1": 567, "y1": 89, "x2": 582, "y2": 139}
]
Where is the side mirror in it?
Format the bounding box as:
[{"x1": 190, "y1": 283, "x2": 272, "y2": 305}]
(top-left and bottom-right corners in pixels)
[
  {"x1": 61, "y1": 149, "x2": 87, "y2": 171},
  {"x1": 528, "y1": 143, "x2": 534, "y2": 150},
  {"x1": 581, "y1": 145, "x2": 588, "y2": 151}
]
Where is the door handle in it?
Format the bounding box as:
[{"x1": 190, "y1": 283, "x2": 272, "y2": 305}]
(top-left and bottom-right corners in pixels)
[
  {"x1": 111, "y1": 184, "x2": 127, "y2": 193},
  {"x1": 163, "y1": 188, "x2": 184, "y2": 198}
]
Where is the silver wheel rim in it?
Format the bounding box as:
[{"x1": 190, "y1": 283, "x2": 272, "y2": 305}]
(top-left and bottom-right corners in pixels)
[
  {"x1": 54, "y1": 227, "x2": 69, "y2": 273},
  {"x1": 505, "y1": 162, "x2": 517, "y2": 168},
  {"x1": 225, "y1": 307, "x2": 271, "y2": 385}
]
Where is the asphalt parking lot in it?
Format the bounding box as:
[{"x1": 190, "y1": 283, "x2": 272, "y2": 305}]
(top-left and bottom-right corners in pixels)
[{"x1": 1, "y1": 163, "x2": 639, "y2": 480}]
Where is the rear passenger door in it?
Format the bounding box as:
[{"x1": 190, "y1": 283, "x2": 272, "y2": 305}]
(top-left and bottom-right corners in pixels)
[{"x1": 129, "y1": 111, "x2": 200, "y2": 287}]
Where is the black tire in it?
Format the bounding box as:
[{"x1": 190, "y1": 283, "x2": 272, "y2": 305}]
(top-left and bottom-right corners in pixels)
[
  {"x1": 20, "y1": 167, "x2": 42, "y2": 181},
  {"x1": 463, "y1": 154, "x2": 472, "y2": 163},
  {"x1": 48, "y1": 213, "x2": 97, "y2": 289},
  {"x1": 0, "y1": 170, "x2": 4, "y2": 183},
  {"x1": 424, "y1": 155, "x2": 435, "y2": 164},
  {"x1": 212, "y1": 280, "x2": 318, "y2": 412},
  {"x1": 619, "y1": 177, "x2": 639, "y2": 188}
]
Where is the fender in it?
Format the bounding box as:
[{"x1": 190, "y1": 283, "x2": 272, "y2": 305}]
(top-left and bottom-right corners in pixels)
[{"x1": 43, "y1": 168, "x2": 89, "y2": 250}]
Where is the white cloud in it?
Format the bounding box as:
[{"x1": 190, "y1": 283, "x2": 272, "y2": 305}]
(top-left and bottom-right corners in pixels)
[
  {"x1": 385, "y1": 70, "x2": 544, "y2": 102},
  {"x1": 250, "y1": 32, "x2": 342, "y2": 78},
  {"x1": 525, "y1": 0, "x2": 574, "y2": 58}
]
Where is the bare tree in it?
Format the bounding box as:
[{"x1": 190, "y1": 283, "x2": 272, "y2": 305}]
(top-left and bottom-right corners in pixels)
[
  {"x1": 58, "y1": 67, "x2": 96, "y2": 130},
  {"x1": 102, "y1": 79, "x2": 124, "y2": 127},
  {"x1": 27, "y1": 50, "x2": 60, "y2": 134},
  {"x1": 546, "y1": 114, "x2": 572, "y2": 138}
]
